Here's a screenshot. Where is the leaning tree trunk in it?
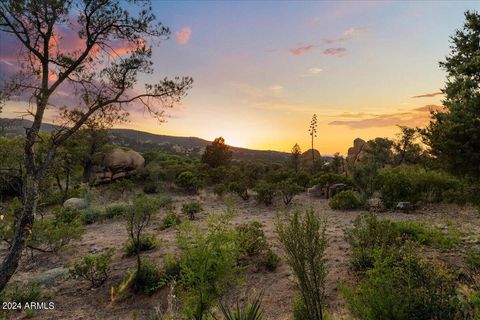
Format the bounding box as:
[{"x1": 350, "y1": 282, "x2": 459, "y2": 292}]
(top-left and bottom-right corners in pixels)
[{"x1": 0, "y1": 174, "x2": 39, "y2": 291}]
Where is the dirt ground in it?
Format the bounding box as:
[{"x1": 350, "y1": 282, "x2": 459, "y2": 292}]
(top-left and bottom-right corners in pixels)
[{"x1": 2, "y1": 190, "x2": 479, "y2": 320}]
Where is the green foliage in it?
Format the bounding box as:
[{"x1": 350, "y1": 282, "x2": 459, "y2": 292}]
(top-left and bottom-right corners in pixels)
[
  {"x1": 343, "y1": 244, "x2": 464, "y2": 320},
  {"x1": 376, "y1": 166, "x2": 463, "y2": 208},
  {"x1": 218, "y1": 296, "x2": 264, "y2": 320},
  {"x1": 125, "y1": 235, "x2": 158, "y2": 257},
  {"x1": 79, "y1": 208, "x2": 102, "y2": 225},
  {"x1": 254, "y1": 181, "x2": 276, "y2": 206},
  {"x1": 328, "y1": 190, "x2": 363, "y2": 210},
  {"x1": 182, "y1": 201, "x2": 203, "y2": 220},
  {"x1": 228, "y1": 181, "x2": 249, "y2": 200},
  {"x1": 236, "y1": 221, "x2": 269, "y2": 257},
  {"x1": 277, "y1": 179, "x2": 303, "y2": 205},
  {"x1": 422, "y1": 11, "x2": 480, "y2": 178},
  {"x1": 466, "y1": 248, "x2": 480, "y2": 273},
  {"x1": 1, "y1": 282, "x2": 43, "y2": 305},
  {"x1": 264, "y1": 249, "x2": 280, "y2": 271},
  {"x1": 293, "y1": 171, "x2": 311, "y2": 189},
  {"x1": 104, "y1": 204, "x2": 129, "y2": 219},
  {"x1": 132, "y1": 258, "x2": 164, "y2": 295},
  {"x1": 276, "y1": 208, "x2": 328, "y2": 320},
  {"x1": 311, "y1": 173, "x2": 351, "y2": 187},
  {"x1": 345, "y1": 214, "x2": 460, "y2": 272},
  {"x1": 202, "y1": 137, "x2": 233, "y2": 168},
  {"x1": 161, "y1": 211, "x2": 181, "y2": 230},
  {"x1": 214, "y1": 183, "x2": 227, "y2": 197},
  {"x1": 30, "y1": 218, "x2": 83, "y2": 252},
  {"x1": 176, "y1": 171, "x2": 205, "y2": 193},
  {"x1": 143, "y1": 180, "x2": 164, "y2": 194},
  {"x1": 70, "y1": 252, "x2": 112, "y2": 287},
  {"x1": 54, "y1": 206, "x2": 80, "y2": 223},
  {"x1": 177, "y1": 213, "x2": 241, "y2": 319}
]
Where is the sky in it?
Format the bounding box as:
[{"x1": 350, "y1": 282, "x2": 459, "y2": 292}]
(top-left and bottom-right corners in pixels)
[{"x1": 1, "y1": 1, "x2": 479, "y2": 155}]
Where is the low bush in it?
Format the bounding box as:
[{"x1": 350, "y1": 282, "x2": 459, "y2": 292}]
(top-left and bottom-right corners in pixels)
[
  {"x1": 54, "y1": 206, "x2": 80, "y2": 223},
  {"x1": 181, "y1": 201, "x2": 202, "y2": 220},
  {"x1": 343, "y1": 244, "x2": 464, "y2": 320},
  {"x1": 176, "y1": 171, "x2": 205, "y2": 193},
  {"x1": 132, "y1": 258, "x2": 164, "y2": 294},
  {"x1": 1, "y1": 282, "x2": 43, "y2": 305},
  {"x1": 329, "y1": 190, "x2": 363, "y2": 210},
  {"x1": 79, "y1": 208, "x2": 102, "y2": 225},
  {"x1": 218, "y1": 296, "x2": 264, "y2": 320},
  {"x1": 277, "y1": 179, "x2": 303, "y2": 205},
  {"x1": 254, "y1": 181, "x2": 276, "y2": 206},
  {"x1": 30, "y1": 218, "x2": 83, "y2": 252},
  {"x1": 124, "y1": 235, "x2": 158, "y2": 257},
  {"x1": 143, "y1": 180, "x2": 164, "y2": 194},
  {"x1": 161, "y1": 211, "x2": 181, "y2": 230},
  {"x1": 311, "y1": 173, "x2": 351, "y2": 188},
  {"x1": 70, "y1": 252, "x2": 112, "y2": 287},
  {"x1": 228, "y1": 181, "x2": 249, "y2": 200},
  {"x1": 104, "y1": 204, "x2": 129, "y2": 219},
  {"x1": 264, "y1": 249, "x2": 280, "y2": 271},
  {"x1": 213, "y1": 183, "x2": 227, "y2": 197},
  {"x1": 236, "y1": 221, "x2": 269, "y2": 257},
  {"x1": 466, "y1": 248, "x2": 480, "y2": 273}
]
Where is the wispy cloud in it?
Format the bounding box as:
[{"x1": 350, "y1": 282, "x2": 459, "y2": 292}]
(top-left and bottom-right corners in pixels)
[
  {"x1": 411, "y1": 91, "x2": 443, "y2": 98},
  {"x1": 323, "y1": 47, "x2": 347, "y2": 56},
  {"x1": 288, "y1": 44, "x2": 316, "y2": 56},
  {"x1": 328, "y1": 105, "x2": 442, "y2": 129},
  {"x1": 176, "y1": 27, "x2": 192, "y2": 45},
  {"x1": 322, "y1": 27, "x2": 368, "y2": 44},
  {"x1": 301, "y1": 67, "x2": 323, "y2": 77}
]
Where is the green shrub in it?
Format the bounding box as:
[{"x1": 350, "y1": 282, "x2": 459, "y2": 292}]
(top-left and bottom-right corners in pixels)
[
  {"x1": 276, "y1": 208, "x2": 328, "y2": 320},
  {"x1": 214, "y1": 183, "x2": 227, "y2": 197},
  {"x1": 70, "y1": 252, "x2": 112, "y2": 287},
  {"x1": 343, "y1": 244, "x2": 464, "y2": 320},
  {"x1": 254, "y1": 181, "x2": 276, "y2": 206},
  {"x1": 54, "y1": 206, "x2": 80, "y2": 223},
  {"x1": 132, "y1": 258, "x2": 164, "y2": 294},
  {"x1": 264, "y1": 249, "x2": 280, "y2": 271},
  {"x1": 176, "y1": 171, "x2": 205, "y2": 193},
  {"x1": 293, "y1": 171, "x2": 311, "y2": 189},
  {"x1": 161, "y1": 211, "x2": 181, "y2": 230},
  {"x1": 278, "y1": 179, "x2": 303, "y2": 205},
  {"x1": 177, "y1": 213, "x2": 241, "y2": 319},
  {"x1": 311, "y1": 173, "x2": 351, "y2": 187},
  {"x1": 346, "y1": 214, "x2": 460, "y2": 272},
  {"x1": 466, "y1": 248, "x2": 480, "y2": 273},
  {"x1": 30, "y1": 218, "x2": 83, "y2": 252},
  {"x1": 104, "y1": 204, "x2": 128, "y2": 219},
  {"x1": 228, "y1": 181, "x2": 249, "y2": 200},
  {"x1": 1, "y1": 282, "x2": 43, "y2": 305},
  {"x1": 155, "y1": 194, "x2": 173, "y2": 208},
  {"x1": 181, "y1": 201, "x2": 202, "y2": 220},
  {"x1": 125, "y1": 235, "x2": 158, "y2": 257},
  {"x1": 329, "y1": 190, "x2": 363, "y2": 210},
  {"x1": 163, "y1": 255, "x2": 181, "y2": 281},
  {"x1": 143, "y1": 180, "x2": 163, "y2": 194},
  {"x1": 236, "y1": 221, "x2": 268, "y2": 257},
  {"x1": 79, "y1": 208, "x2": 102, "y2": 225},
  {"x1": 219, "y1": 296, "x2": 264, "y2": 320}
]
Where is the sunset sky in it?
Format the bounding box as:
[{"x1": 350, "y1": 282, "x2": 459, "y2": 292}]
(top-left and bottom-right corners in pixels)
[{"x1": 1, "y1": 1, "x2": 479, "y2": 155}]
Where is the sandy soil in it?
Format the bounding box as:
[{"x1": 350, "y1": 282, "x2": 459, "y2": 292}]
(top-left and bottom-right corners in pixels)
[{"x1": 2, "y1": 190, "x2": 479, "y2": 320}]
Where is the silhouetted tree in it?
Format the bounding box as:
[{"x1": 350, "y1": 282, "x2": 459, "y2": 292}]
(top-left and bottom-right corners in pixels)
[
  {"x1": 331, "y1": 152, "x2": 344, "y2": 173},
  {"x1": 0, "y1": 0, "x2": 192, "y2": 291},
  {"x1": 422, "y1": 11, "x2": 480, "y2": 178},
  {"x1": 393, "y1": 126, "x2": 422, "y2": 166},
  {"x1": 290, "y1": 143, "x2": 302, "y2": 172},
  {"x1": 201, "y1": 137, "x2": 232, "y2": 168}
]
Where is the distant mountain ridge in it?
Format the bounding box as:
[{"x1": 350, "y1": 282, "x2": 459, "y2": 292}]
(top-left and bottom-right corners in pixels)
[{"x1": 0, "y1": 118, "x2": 291, "y2": 162}]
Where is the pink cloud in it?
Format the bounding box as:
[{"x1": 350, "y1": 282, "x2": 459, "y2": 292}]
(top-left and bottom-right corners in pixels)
[
  {"x1": 323, "y1": 47, "x2": 347, "y2": 56},
  {"x1": 176, "y1": 27, "x2": 192, "y2": 45},
  {"x1": 289, "y1": 44, "x2": 315, "y2": 56}
]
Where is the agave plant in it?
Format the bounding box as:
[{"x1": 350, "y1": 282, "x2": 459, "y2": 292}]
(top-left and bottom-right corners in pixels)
[{"x1": 217, "y1": 296, "x2": 264, "y2": 320}]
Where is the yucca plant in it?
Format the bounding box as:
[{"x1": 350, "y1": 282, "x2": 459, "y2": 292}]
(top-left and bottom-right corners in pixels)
[{"x1": 217, "y1": 296, "x2": 264, "y2": 320}]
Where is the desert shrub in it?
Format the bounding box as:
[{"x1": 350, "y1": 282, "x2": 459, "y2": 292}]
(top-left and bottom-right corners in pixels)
[
  {"x1": 177, "y1": 213, "x2": 241, "y2": 319},
  {"x1": 1, "y1": 282, "x2": 43, "y2": 305},
  {"x1": 277, "y1": 179, "x2": 303, "y2": 205},
  {"x1": 143, "y1": 180, "x2": 164, "y2": 194},
  {"x1": 176, "y1": 171, "x2": 205, "y2": 193},
  {"x1": 79, "y1": 208, "x2": 102, "y2": 225},
  {"x1": 293, "y1": 171, "x2": 311, "y2": 189},
  {"x1": 264, "y1": 249, "x2": 280, "y2": 271},
  {"x1": 109, "y1": 179, "x2": 134, "y2": 199},
  {"x1": 466, "y1": 248, "x2": 480, "y2": 273},
  {"x1": 70, "y1": 252, "x2": 112, "y2": 287},
  {"x1": 125, "y1": 235, "x2": 158, "y2": 257},
  {"x1": 218, "y1": 296, "x2": 264, "y2": 320},
  {"x1": 343, "y1": 244, "x2": 464, "y2": 320},
  {"x1": 132, "y1": 258, "x2": 164, "y2": 294},
  {"x1": 228, "y1": 181, "x2": 249, "y2": 200},
  {"x1": 163, "y1": 255, "x2": 182, "y2": 281},
  {"x1": 276, "y1": 208, "x2": 328, "y2": 320},
  {"x1": 311, "y1": 173, "x2": 351, "y2": 187},
  {"x1": 254, "y1": 181, "x2": 277, "y2": 206},
  {"x1": 30, "y1": 218, "x2": 83, "y2": 252},
  {"x1": 104, "y1": 204, "x2": 129, "y2": 219},
  {"x1": 236, "y1": 221, "x2": 269, "y2": 257},
  {"x1": 181, "y1": 201, "x2": 202, "y2": 220},
  {"x1": 54, "y1": 206, "x2": 80, "y2": 223},
  {"x1": 329, "y1": 190, "x2": 363, "y2": 210},
  {"x1": 346, "y1": 214, "x2": 460, "y2": 272},
  {"x1": 213, "y1": 183, "x2": 227, "y2": 197},
  {"x1": 161, "y1": 211, "x2": 181, "y2": 230}
]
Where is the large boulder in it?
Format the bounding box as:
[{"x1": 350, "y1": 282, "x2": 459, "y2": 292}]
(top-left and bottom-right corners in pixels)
[
  {"x1": 90, "y1": 148, "x2": 145, "y2": 185},
  {"x1": 346, "y1": 138, "x2": 366, "y2": 167},
  {"x1": 33, "y1": 267, "x2": 70, "y2": 288},
  {"x1": 301, "y1": 149, "x2": 322, "y2": 168},
  {"x1": 63, "y1": 198, "x2": 88, "y2": 210}
]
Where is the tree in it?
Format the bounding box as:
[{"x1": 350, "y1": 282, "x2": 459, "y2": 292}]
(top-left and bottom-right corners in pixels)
[
  {"x1": 393, "y1": 126, "x2": 423, "y2": 166},
  {"x1": 330, "y1": 152, "x2": 344, "y2": 174},
  {"x1": 422, "y1": 11, "x2": 480, "y2": 178},
  {"x1": 309, "y1": 114, "x2": 318, "y2": 164},
  {"x1": 201, "y1": 137, "x2": 232, "y2": 168},
  {"x1": 290, "y1": 143, "x2": 302, "y2": 172},
  {"x1": 0, "y1": 0, "x2": 192, "y2": 291}
]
